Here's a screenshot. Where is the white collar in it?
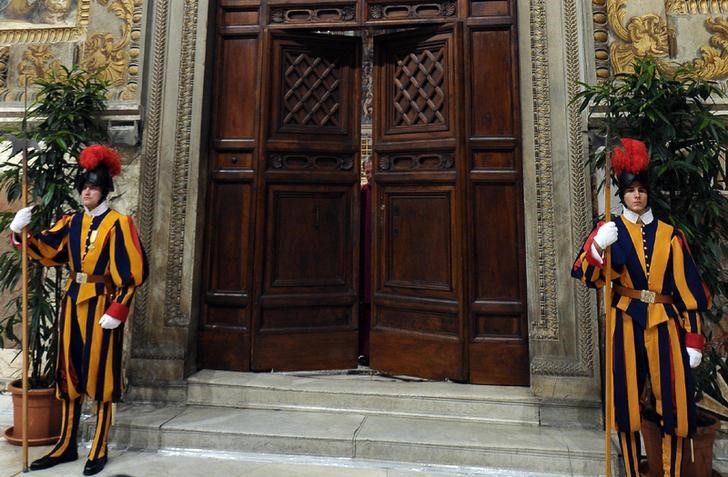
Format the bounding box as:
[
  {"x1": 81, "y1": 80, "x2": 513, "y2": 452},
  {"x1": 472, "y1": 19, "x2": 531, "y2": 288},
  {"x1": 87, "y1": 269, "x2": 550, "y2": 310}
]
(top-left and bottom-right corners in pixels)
[
  {"x1": 622, "y1": 207, "x2": 653, "y2": 225},
  {"x1": 84, "y1": 200, "x2": 109, "y2": 217}
]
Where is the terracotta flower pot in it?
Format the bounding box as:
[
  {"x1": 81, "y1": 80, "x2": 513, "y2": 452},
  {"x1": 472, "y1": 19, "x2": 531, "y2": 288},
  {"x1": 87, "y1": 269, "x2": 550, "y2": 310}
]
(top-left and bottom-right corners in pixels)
[
  {"x1": 642, "y1": 411, "x2": 720, "y2": 477},
  {"x1": 3, "y1": 379, "x2": 62, "y2": 446}
]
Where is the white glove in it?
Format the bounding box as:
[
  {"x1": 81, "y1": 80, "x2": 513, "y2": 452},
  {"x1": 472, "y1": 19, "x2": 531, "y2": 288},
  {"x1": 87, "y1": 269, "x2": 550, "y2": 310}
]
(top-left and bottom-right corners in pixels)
[
  {"x1": 9, "y1": 206, "x2": 32, "y2": 234},
  {"x1": 687, "y1": 347, "x2": 702, "y2": 368},
  {"x1": 594, "y1": 221, "x2": 618, "y2": 250},
  {"x1": 99, "y1": 314, "x2": 122, "y2": 330}
]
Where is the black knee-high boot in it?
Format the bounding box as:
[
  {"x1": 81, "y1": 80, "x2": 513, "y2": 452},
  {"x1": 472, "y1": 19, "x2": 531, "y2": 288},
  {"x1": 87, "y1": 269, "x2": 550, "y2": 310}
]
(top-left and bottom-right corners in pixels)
[
  {"x1": 83, "y1": 401, "x2": 112, "y2": 476},
  {"x1": 29, "y1": 397, "x2": 81, "y2": 471}
]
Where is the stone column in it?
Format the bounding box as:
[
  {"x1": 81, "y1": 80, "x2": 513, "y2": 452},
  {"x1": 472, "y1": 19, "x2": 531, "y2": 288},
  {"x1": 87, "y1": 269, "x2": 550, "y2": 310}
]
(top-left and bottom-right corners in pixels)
[
  {"x1": 128, "y1": 0, "x2": 210, "y2": 402},
  {"x1": 519, "y1": 0, "x2": 602, "y2": 404}
]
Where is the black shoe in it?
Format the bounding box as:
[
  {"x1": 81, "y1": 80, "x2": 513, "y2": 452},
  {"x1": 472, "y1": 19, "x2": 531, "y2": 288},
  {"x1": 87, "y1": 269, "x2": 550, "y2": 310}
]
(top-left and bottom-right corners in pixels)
[
  {"x1": 29, "y1": 449, "x2": 78, "y2": 471},
  {"x1": 83, "y1": 455, "x2": 107, "y2": 476}
]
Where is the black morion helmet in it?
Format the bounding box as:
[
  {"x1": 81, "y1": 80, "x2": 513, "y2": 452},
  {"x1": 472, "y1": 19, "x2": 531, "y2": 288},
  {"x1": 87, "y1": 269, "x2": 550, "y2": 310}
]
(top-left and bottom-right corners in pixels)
[
  {"x1": 75, "y1": 164, "x2": 115, "y2": 198},
  {"x1": 75, "y1": 145, "x2": 122, "y2": 199}
]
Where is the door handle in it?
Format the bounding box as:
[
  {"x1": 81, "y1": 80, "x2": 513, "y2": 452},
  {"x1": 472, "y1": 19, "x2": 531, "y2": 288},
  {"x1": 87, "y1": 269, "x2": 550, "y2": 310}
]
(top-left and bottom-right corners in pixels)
[{"x1": 314, "y1": 206, "x2": 320, "y2": 229}]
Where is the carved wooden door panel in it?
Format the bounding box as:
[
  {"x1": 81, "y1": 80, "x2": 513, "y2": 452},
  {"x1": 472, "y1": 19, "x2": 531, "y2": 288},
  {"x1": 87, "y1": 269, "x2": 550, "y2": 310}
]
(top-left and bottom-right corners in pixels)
[
  {"x1": 251, "y1": 30, "x2": 361, "y2": 371},
  {"x1": 370, "y1": 24, "x2": 466, "y2": 381},
  {"x1": 198, "y1": 10, "x2": 261, "y2": 371},
  {"x1": 465, "y1": 22, "x2": 528, "y2": 385}
]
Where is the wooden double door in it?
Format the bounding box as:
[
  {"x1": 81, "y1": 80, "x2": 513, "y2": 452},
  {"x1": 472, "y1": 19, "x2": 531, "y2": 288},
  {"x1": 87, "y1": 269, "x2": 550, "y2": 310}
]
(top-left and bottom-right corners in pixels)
[{"x1": 200, "y1": 19, "x2": 528, "y2": 385}]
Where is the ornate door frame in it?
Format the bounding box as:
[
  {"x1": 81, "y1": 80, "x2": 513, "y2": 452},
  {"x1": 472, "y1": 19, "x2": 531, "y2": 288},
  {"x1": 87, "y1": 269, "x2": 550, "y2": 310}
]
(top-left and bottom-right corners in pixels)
[{"x1": 130, "y1": 0, "x2": 602, "y2": 402}]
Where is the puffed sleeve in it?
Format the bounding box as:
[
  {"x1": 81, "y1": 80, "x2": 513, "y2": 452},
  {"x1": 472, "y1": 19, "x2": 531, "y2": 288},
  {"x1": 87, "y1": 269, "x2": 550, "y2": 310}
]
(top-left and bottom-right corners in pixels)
[
  {"x1": 11, "y1": 214, "x2": 73, "y2": 267},
  {"x1": 571, "y1": 221, "x2": 623, "y2": 289},
  {"x1": 671, "y1": 230, "x2": 711, "y2": 350},
  {"x1": 104, "y1": 215, "x2": 148, "y2": 322}
]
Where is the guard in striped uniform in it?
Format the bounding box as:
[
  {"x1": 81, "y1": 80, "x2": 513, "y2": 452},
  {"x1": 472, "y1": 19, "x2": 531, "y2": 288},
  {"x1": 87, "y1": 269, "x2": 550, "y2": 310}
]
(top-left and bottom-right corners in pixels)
[
  {"x1": 571, "y1": 138, "x2": 709, "y2": 477},
  {"x1": 9, "y1": 144, "x2": 147, "y2": 476}
]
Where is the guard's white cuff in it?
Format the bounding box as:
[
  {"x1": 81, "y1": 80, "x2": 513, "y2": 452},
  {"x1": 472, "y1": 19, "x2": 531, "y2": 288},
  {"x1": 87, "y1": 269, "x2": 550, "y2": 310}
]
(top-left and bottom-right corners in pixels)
[
  {"x1": 590, "y1": 243, "x2": 604, "y2": 265},
  {"x1": 99, "y1": 314, "x2": 122, "y2": 330}
]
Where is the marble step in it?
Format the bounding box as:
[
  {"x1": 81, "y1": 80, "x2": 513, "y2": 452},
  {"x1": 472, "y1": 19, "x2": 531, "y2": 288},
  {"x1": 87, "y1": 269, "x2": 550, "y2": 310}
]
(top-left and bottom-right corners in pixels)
[
  {"x1": 186, "y1": 369, "x2": 600, "y2": 427},
  {"x1": 104, "y1": 403, "x2": 615, "y2": 476}
]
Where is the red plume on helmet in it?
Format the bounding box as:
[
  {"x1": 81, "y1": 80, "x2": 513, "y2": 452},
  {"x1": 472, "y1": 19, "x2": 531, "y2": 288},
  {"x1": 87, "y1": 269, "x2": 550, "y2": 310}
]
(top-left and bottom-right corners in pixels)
[
  {"x1": 79, "y1": 144, "x2": 122, "y2": 177},
  {"x1": 611, "y1": 138, "x2": 649, "y2": 175},
  {"x1": 76, "y1": 144, "x2": 122, "y2": 196}
]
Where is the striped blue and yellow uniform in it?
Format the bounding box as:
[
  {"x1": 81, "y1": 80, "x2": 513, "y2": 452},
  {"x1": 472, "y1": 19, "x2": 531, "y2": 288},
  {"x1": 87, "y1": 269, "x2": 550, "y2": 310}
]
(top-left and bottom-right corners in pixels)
[
  {"x1": 572, "y1": 214, "x2": 710, "y2": 477},
  {"x1": 27, "y1": 208, "x2": 148, "y2": 403}
]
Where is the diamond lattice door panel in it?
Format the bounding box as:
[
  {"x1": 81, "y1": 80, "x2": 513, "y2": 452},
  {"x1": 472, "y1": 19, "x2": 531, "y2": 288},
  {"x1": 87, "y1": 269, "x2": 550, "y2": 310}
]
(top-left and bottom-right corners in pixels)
[
  {"x1": 268, "y1": 34, "x2": 357, "y2": 139},
  {"x1": 392, "y1": 46, "x2": 446, "y2": 127},
  {"x1": 282, "y1": 53, "x2": 342, "y2": 128},
  {"x1": 379, "y1": 33, "x2": 454, "y2": 138},
  {"x1": 371, "y1": 24, "x2": 466, "y2": 381},
  {"x1": 253, "y1": 31, "x2": 362, "y2": 372}
]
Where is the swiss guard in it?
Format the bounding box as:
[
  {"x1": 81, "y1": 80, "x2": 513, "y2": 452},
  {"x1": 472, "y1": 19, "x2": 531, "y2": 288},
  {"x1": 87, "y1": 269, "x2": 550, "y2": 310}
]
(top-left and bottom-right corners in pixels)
[
  {"x1": 9, "y1": 144, "x2": 148, "y2": 475},
  {"x1": 571, "y1": 138, "x2": 710, "y2": 477}
]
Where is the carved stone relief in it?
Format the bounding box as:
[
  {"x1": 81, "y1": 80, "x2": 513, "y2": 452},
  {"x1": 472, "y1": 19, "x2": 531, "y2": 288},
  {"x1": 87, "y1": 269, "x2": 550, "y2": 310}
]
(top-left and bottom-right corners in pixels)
[
  {"x1": 162, "y1": 0, "x2": 198, "y2": 330},
  {"x1": 130, "y1": 0, "x2": 165, "y2": 355},
  {"x1": 528, "y1": 0, "x2": 597, "y2": 379}
]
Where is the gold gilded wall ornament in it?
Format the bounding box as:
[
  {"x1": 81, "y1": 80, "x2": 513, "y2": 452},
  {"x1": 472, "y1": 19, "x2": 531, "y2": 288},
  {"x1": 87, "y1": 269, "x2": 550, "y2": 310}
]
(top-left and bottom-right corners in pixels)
[
  {"x1": 0, "y1": 0, "x2": 91, "y2": 44},
  {"x1": 79, "y1": 0, "x2": 137, "y2": 97},
  {"x1": 604, "y1": 0, "x2": 728, "y2": 79},
  {"x1": 666, "y1": 0, "x2": 728, "y2": 14},
  {"x1": 608, "y1": 0, "x2": 670, "y2": 74},
  {"x1": 16, "y1": 44, "x2": 63, "y2": 88},
  {"x1": 0, "y1": 46, "x2": 8, "y2": 90},
  {"x1": 95, "y1": 0, "x2": 134, "y2": 40},
  {"x1": 692, "y1": 17, "x2": 728, "y2": 78},
  {"x1": 666, "y1": 0, "x2": 690, "y2": 13},
  {"x1": 82, "y1": 32, "x2": 129, "y2": 86}
]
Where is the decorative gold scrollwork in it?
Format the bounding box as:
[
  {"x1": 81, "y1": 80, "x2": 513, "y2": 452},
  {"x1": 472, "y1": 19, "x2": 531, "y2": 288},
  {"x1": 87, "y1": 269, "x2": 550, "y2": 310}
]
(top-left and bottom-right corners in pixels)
[
  {"x1": 16, "y1": 45, "x2": 63, "y2": 88},
  {"x1": 608, "y1": 0, "x2": 670, "y2": 74},
  {"x1": 606, "y1": 0, "x2": 728, "y2": 79},
  {"x1": 0, "y1": 47, "x2": 9, "y2": 92},
  {"x1": 666, "y1": 0, "x2": 728, "y2": 14},
  {"x1": 82, "y1": 32, "x2": 129, "y2": 86},
  {"x1": 693, "y1": 17, "x2": 728, "y2": 78},
  {"x1": 80, "y1": 0, "x2": 134, "y2": 88}
]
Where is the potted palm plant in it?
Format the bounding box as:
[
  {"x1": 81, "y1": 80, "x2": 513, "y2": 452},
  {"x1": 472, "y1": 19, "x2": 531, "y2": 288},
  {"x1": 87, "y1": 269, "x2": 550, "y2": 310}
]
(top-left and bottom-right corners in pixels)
[
  {"x1": 0, "y1": 65, "x2": 108, "y2": 444},
  {"x1": 574, "y1": 56, "x2": 728, "y2": 476}
]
